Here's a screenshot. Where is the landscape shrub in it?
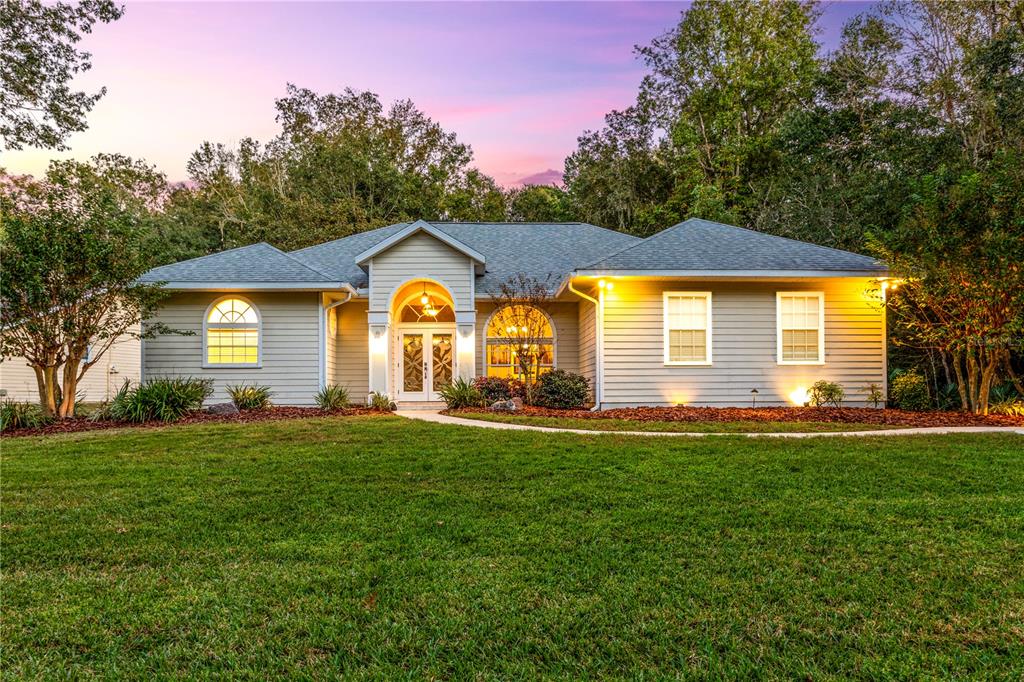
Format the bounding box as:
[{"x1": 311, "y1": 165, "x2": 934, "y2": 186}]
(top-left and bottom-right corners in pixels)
[
  {"x1": 439, "y1": 377, "x2": 482, "y2": 409},
  {"x1": 106, "y1": 377, "x2": 213, "y2": 423},
  {"x1": 889, "y1": 370, "x2": 931, "y2": 411},
  {"x1": 315, "y1": 384, "x2": 350, "y2": 410},
  {"x1": 0, "y1": 400, "x2": 52, "y2": 432},
  {"x1": 369, "y1": 391, "x2": 396, "y2": 411},
  {"x1": 865, "y1": 383, "x2": 884, "y2": 408},
  {"x1": 472, "y1": 376, "x2": 526, "y2": 404},
  {"x1": 809, "y1": 380, "x2": 845, "y2": 407},
  {"x1": 227, "y1": 384, "x2": 272, "y2": 410},
  {"x1": 989, "y1": 385, "x2": 1024, "y2": 416},
  {"x1": 534, "y1": 369, "x2": 590, "y2": 409}
]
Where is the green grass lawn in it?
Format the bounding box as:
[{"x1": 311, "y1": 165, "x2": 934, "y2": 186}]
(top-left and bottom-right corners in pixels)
[
  {"x1": 3, "y1": 415, "x2": 1022, "y2": 678},
  {"x1": 451, "y1": 410, "x2": 904, "y2": 433}
]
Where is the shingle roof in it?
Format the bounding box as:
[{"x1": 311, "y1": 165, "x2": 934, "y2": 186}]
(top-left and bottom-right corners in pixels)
[
  {"x1": 140, "y1": 242, "x2": 339, "y2": 284},
  {"x1": 142, "y1": 218, "x2": 886, "y2": 290},
  {"x1": 580, "y1": 218, "x2": 886, "y2": 273},
  {"x1": 289, "y1": 221, "x2": 642, "y2": 293}
]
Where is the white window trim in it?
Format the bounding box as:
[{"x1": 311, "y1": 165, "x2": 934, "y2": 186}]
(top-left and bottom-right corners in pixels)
[
  {"x1": 663, "y1": 291, "x2": 713, "y2": 366},
  {"x1": 202, "y1": 295, "x2": 263, "y2": 369},
  {"x1": 776, "y1": 291, "x2": 825, "y2": 366}
]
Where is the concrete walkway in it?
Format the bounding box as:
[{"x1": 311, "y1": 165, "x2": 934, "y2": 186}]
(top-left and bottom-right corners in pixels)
[{"x1": 396, "y1": 410, "x2": 1024, "y2": 439}]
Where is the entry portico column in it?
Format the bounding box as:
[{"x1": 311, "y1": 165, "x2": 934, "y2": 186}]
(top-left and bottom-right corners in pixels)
[
  {"x1": 455, "y1": 310, "x2": 476, "y2": 382},
  {"x1": 367, "y1": 310, "x2": 389, "y2": 398}
]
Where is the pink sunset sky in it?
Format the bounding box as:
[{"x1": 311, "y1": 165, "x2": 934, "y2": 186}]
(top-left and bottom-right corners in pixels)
[{"x1": 3, "y1": 1, "x2": 874, "y2": 187}]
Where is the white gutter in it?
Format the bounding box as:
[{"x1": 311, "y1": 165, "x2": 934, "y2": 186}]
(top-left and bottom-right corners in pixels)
[
  {"x1": 320, "y1": 286, "x2": 356, "y2": 389},
  {"x1": 567, "y1": 279, "x2": 603, "y2": 411}
]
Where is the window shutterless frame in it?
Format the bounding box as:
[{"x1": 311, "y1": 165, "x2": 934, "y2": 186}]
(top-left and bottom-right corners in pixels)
[
  {"x1": 202, "y1": 295, "x2": 263, "y2": 368},
  {"x1": 776, "y1": 291, "x2": 825, "y2": 365},
  {"x1": 663, "y1": 291, "x2": 713, "y2": 365}
]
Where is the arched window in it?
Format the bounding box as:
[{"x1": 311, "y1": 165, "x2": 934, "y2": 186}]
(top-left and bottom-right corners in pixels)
[
  {"x1": 205, "y1": 297, "x2": 260, "y2": 366},
  {"x1": 486, "y1": 305, "x2": 554, "y2": 379}
]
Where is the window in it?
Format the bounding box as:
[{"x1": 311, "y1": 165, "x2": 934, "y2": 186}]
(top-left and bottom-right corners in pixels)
[
  {"x1": 663, "y1": 292, "x2": 712, "y2": 365},
  {"x1": 205, "y1": 297, "x2": 260, "y2": 366},
  {"x1": 777, "y1": 292, "x2": 824, "y2": 364},
  {"x1": 486, "y1": 305, "x2": 554, "y2": 379}
]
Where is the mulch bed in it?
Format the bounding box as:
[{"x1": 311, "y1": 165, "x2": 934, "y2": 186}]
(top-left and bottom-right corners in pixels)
[
  {"x1": 2, "y1": 406, "x2": 390, "y2": 439},
  {"x1": 447, "y1": 405, "x2": 1024, "y2": 428}
]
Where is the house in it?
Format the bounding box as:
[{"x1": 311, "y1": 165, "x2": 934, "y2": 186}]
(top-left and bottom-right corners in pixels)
[
  {"x1": 137, "y1": 218, "x2": 889, "y2": 408},
  {"x1": 0, "y1": 328, "x2": 141, "y2": 403}
]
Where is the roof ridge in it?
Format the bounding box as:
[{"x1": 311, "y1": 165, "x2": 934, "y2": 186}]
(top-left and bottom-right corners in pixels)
[
  {"x1": 691, "y1": 217, "x2": 881, "y2": 262},
  {"x1": 266, "y1": 243, "x2": 338, "y2": 281},
  {"x1": 148, "y1": 241, "x2": 275, "y2": 271},
  {"x1": 578, "y1": 220, "x2": 692, "y2": 269},
  {"x1": 288, "y1": 222, "x2": 410, "y2": 255}
]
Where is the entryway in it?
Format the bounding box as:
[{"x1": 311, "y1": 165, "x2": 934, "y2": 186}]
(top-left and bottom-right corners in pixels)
[{"x1": 396, "y1": 327, "x2": 455, "y2": 402}]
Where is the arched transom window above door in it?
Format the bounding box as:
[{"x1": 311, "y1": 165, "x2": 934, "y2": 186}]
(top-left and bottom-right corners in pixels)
[
  {"x1": 205, "y1": 297, "x2": 260, "y2": 366},
  {"x1": 394, "y1": 282, "x2": 456, "y2": 323},
  {"x1": 486, "y1": 305, "x2": 554, "y2": 379}
]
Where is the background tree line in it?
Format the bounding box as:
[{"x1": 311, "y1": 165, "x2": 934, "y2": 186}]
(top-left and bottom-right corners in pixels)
[{"x1": 2, "y1": 0, "x2": 1022, "y2": 414}]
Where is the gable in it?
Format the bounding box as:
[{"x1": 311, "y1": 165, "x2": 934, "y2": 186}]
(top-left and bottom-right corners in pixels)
[{"x1": 367, "y1": 231, "x2": 475, "y2": 311}]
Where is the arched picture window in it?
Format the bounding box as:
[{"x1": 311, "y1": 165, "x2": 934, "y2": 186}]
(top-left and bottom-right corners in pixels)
[
  {"x1": 486, "y1": 305, "x2": 554, "y2": 379},
  {"x1": 205, "y1": 297, "x2": 260, "y2": 366}
]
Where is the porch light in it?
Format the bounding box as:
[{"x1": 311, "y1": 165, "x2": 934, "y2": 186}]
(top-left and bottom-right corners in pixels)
[{"x1": 788, "y1": 386, "x2": 810, "y2": 407}]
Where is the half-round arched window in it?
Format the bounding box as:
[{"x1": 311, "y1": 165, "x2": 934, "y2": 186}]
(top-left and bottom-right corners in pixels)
[
  {"x1": 205, "y1": 297, "x2": 260, "y2": 366},
  {"x1": 486, "y1": 305, "x2": 554, "y2": 379}
]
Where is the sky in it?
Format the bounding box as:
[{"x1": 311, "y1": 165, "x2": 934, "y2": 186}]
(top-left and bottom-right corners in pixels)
[{"x1": 3, "y1": 1, "x2": 875, "y2": 187}]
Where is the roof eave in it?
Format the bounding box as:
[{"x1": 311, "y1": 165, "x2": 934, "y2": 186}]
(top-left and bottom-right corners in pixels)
[
  {"x1": 149, "y1": 281, "x2": 357, "y2": 292},
  {"x1": 571, "y1": 268, "x2": 889, "y2": 279}
]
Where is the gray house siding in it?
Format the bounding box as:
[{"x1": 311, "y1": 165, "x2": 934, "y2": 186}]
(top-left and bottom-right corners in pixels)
[
  {"x1": 368, "y1": 232, "x2": 474, "y2": 312},
  {"x1": 143, "y1": 291, "x2": 321, "y2": 405},
  {"x1": 330, "y1": 299, "x2": 370, "y2": 401},
  {"x1": 600, "y1": 278, "x2": 885, "y2": 408}
]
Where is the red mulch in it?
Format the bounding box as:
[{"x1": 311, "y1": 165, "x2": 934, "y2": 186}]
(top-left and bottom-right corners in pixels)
[
  {"x1": 2, "y1": 406, "x2": 391, "y2": 439},
  {"x1": 447, "y1": 405, "x2": 1024, "y2": 428}
]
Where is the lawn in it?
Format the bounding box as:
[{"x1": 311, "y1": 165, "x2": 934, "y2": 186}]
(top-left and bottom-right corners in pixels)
[
  {"x1": 450, "y1": 410, "x2": 903, "y2": 433},
  {"x1": 3, "y1": 415, "x2": 1022, "y2": 678}
]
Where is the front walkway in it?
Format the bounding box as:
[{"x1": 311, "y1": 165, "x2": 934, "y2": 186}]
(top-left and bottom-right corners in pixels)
[{"x1": 396, "y1": 410, "x2": 1024, "y2": 439}]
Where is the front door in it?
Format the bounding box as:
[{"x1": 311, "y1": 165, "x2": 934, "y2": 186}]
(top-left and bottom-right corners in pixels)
[{"x1": 397, "y1": 328, "x2": 454, "y2": 401}]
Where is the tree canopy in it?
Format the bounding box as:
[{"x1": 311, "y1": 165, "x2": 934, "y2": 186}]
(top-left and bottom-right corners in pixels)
[{"x1": 1, "y1": 0, "x2": 122, "y2": 151}]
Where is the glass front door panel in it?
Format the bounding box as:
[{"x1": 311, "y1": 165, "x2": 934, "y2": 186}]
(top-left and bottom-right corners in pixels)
[
  {"x1": 403, "y1": 334, "x2": 424, "y2": 392},
  {"x1": 431, "y1": 333, "x2": 453, "y2": 391}
]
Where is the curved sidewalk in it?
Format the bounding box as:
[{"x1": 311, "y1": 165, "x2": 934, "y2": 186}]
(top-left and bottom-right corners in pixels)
[{"x1": 396, "y1": 410, "x2": 1024, "y2": 439}]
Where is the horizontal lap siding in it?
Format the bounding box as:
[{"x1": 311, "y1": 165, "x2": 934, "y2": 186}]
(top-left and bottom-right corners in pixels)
[
  {"x1": 578, "y1": 300, "x2": 597, "y2": 400},
  {"x1": 143, "y1": 292, "x2": 321, "y2": 405},
  {"x1": 474, "y1": 302, "x2": 581, "y2": 376},
  {"x1": 369, "y1": 232, "x2": 473, "y2": 311},
  {"x1": 332, "y1": 300, "x2": 369, "y2": 402},
  {"x1": 0, "y1": 326, "x2": 141, "y2": 402},
  {"x1": 601, "y1": 279, "x2": 885, "y2": 408}
]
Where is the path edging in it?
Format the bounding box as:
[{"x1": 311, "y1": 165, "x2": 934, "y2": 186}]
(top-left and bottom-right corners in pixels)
[{"x1": 396, "y1": 410, "x2": 1024, "y2": 439}]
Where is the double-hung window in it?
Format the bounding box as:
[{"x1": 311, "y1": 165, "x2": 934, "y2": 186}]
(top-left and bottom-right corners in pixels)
[
  {"x1": 663, "y1": 292, "x2": 712, "y2": 365},
  {"x1": 777, "y1": 292, "x2": 824, "y2": 364}
]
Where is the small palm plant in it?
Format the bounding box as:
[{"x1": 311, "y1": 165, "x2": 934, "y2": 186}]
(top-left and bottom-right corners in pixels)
[
  {"x1": 226, "y1": 383, "x2": 272, "y2": 410},
  {"x1": 315, "y1": 384, "x2": 350, "y2": 410}
]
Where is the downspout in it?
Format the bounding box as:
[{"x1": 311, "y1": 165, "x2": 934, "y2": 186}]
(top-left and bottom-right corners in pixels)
[
  {"x1": 567, "y1": 277, "x2": 603, "y2": 411},
  {"x1": 321, "y1": 285, "x2": 356, "y2": 389}
]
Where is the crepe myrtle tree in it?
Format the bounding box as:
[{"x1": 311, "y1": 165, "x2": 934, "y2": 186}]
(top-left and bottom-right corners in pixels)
[
  {"x1": 0, "y1": 155, "x2": 176, "y2": 417},
  {"x1": 487, "y1": 274, "x2": 555, "y2": 404},
  {"x1": 871, "y1": 162, "x2": 1024, "y2": 415}
]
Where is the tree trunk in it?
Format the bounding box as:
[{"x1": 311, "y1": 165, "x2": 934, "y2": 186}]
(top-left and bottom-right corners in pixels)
[
  {"x1": 33, "y1": 364, "x2": 60, "y2": 416},
  {"x1": 57, "y1": 359, "x2": 82, "y2": 418},
  {"x1": 977, "y1": 348, "x2": 1000, "y2": 416},
  {"x1": 950, "y1": 350, "x2": 969, "y2": 412}
]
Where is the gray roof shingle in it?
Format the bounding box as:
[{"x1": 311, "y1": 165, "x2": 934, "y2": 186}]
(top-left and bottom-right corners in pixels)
[
  {"x1": 140, "y1": 242, "x2": 339, "y2": 283},
  {"x1": 142, "y1": 218, "x2": 885, "y2": 290},
  {"x1": 581, "y1": 218, "x2": 886, "y2": 273},
  {"x1": 289, "y1": 222, "x2": 642, "y2": 293}
]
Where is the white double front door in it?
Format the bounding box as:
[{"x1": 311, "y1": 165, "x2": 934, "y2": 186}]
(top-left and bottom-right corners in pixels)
[{"x1": 396, "y1": 326, "x2": 455, "y2": 401}]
